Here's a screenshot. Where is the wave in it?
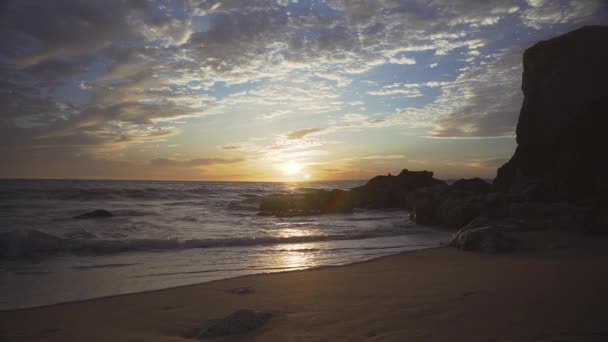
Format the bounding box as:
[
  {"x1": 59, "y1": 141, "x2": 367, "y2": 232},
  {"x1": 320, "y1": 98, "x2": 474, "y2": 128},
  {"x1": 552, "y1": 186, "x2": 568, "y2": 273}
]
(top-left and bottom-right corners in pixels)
[
  {"x1": 0, "y1": 228, "x2": 424, "y2": 259},
  {"x1": 71, "y1": 263, "x2": 138, "y2": 270}
]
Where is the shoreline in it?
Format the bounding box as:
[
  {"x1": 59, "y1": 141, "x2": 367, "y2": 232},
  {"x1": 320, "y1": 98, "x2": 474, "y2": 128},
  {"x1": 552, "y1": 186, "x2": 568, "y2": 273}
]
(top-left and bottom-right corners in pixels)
[
  {"x1": 2, "y1": 231, "x2": 608, "y2": 341},
  {"x1": 0, "y1": 244, "x2": 447, "y2": 313}
]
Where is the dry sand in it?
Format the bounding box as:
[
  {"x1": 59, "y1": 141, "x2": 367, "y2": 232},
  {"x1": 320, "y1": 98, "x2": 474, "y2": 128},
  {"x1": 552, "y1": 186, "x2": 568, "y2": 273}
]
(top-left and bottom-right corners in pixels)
[{"x1": 2, "y1": 231, "x2": 608, "y2": 342}]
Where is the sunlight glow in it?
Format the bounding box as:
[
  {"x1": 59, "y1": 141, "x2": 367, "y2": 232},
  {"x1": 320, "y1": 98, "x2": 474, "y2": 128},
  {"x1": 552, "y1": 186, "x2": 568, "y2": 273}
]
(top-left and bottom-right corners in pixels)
[{"x1": 284, "y1": 161, "x2": 303, "y2": 175}]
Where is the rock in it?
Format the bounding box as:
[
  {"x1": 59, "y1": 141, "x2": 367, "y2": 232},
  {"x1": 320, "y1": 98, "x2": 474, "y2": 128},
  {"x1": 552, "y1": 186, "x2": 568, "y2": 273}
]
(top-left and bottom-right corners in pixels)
[
  {"x1": 453, "y1": 227, "x2": 511, "y2": 253},
  {"x1": 508, "y1": 202, "x2": 587, "y2": 231},
  {"x1": 408, "y1": 186, "x2": 510, "y2": 228},
  {"x1": 227, "y1": 287, "x2": 253, "y2": 295},
  {"x1": 352, "y1": 169, "x2": 445, "y2": 209},
  {"x1": 406, "y1": 184, "x2": 451, "y2": 225},
  {"x1": 73, "y1": 209, "x2": 113, "y2": 219},
  {"x1": 585, "y1": 205, "x2": 608, "y2": 235},
  {"x1": 451, "y1": 178, "x2": 493, "y2": 194},
  {"x1": 495, "y1": 26, "x2": 608, "y2": 204},
  {"x1": 258, "y1": 169, "x2": 445, "y2": 215},
  {"x1": 198, "y1": 309, "x2": 274, "y2": 338},
  {"x1": 449, "y1": 217, "x2": 490, "y2": 247},
  {"x1": 434, "y1": 194, "x2": 485, "y2": 228}
]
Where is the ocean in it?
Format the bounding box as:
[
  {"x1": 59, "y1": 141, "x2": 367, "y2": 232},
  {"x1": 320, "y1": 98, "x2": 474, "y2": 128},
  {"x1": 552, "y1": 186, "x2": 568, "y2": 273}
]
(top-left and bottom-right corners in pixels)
[{"x1": 0, "y1": 179, "x2": 449, "y2": 310}]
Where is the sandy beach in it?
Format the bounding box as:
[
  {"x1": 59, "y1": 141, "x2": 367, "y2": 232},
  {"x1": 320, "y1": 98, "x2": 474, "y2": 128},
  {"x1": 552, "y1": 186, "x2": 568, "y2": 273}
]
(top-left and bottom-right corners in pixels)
[{"x1": 2, "y1": 231, "x2": 608, "y2": 342}]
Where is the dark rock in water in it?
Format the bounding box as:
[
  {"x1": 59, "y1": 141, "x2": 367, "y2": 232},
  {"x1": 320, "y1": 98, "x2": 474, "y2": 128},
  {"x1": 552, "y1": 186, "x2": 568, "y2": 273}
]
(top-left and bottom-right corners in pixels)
[
  {"x1": 407, "y1": 185, "x2": 510, "y2": 228},
  {"x1": 73, "y1": 209, "x2": 113, "y2": 219},
  {"x1": 452, "y1": 227, "x2": 512, "y2": 253},
  {"x1": 451, "y1": 178, "x2": 492, "y2": 194},
  {"x1": 351, "y1": 169, "x2": 445, "y2": 209},
  {"x1": 495, "y1": 26, "x2": 608, "y2": 204},
  {"x1": 198, "y1": 309, "x2": 274, "y2": 338},
  {"x1": 258, "y1": 169, "x2": 445, "y2": 215}
]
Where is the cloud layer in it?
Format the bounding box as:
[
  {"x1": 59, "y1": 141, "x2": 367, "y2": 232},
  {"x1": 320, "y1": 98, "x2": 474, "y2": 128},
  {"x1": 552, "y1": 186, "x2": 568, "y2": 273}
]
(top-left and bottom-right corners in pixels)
[{"x1": 0, "y1": 0, "x2": 606, "y2": 180}]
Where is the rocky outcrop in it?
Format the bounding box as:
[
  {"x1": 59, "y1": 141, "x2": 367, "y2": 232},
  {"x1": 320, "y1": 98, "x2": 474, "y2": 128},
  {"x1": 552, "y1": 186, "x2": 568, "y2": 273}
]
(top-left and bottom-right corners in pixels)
[
  {"x1": 258, "y1": 169, "x2": 444, "y2": 215},
  {"x1": 451, "y1": 178, "x2": 493, "y2": 194},
  {"x1": 407, "y1": 185, "x2": 510, "y2": 228},
  {"x1": 450, "y1": 226, "x2": 512, "y2": 253},
  {"x1": 495, "y1": 26, "x2": 608, "y2": 204},
  {"x1": 350, "y1": 169, "x2": 445, "y2": 209}
]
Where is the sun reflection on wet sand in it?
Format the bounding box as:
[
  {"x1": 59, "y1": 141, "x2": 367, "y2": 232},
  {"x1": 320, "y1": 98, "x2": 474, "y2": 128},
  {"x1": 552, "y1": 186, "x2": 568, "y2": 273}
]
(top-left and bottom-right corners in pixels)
[
  {"x1": 275, "y1": 227, "x2": 320, "y2": 238},
  {"x1": 268, "y1": 242, "x2": 321, "y2": 270}
]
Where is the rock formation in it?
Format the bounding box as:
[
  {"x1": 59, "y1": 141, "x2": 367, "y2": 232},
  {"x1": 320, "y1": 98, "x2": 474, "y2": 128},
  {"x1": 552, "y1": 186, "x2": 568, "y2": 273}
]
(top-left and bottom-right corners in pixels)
[
  {"x1": 73, "y1": 209, "x2": 113, "y2": 219},
  {"x1": 350, "y1": 169, "x2": 445, "y2": 209},
  {"x1": 495, "y1": 26, "x2": 608, "y2": 204},
  {"x1": 257, "y1": 26, "x2": 608, "y2": 250},
  {"x1": 258, "y1": 169, "x2": 444, "y2": 215}
]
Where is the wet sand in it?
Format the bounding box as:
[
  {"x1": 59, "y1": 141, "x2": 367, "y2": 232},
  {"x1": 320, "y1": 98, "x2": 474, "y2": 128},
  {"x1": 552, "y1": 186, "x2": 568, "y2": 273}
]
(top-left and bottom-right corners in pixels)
[{"x1": 2, "y1": 231, "x2": 608, "y2": 342}]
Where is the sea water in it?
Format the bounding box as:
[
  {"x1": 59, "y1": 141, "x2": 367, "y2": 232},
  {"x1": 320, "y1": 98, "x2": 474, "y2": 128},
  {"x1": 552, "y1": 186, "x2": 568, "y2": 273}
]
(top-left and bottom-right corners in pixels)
[{"x1": 0, "y1": 179, "x2": 449, "y2": 309}]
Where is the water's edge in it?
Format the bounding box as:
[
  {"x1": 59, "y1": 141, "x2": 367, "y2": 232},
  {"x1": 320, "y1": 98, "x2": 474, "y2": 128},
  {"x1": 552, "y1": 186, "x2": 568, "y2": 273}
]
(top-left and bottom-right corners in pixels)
[{"x1": 0, "y1": 243, "x2": 446, "y2": 312}]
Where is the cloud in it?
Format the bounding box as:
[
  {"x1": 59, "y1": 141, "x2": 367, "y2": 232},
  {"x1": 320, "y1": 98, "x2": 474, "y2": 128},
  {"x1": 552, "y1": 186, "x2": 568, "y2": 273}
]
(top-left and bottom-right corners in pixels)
[
  {"x1": 521, "y1": 0, "x2": 605, "y2": 29},
  {"x1": 0, "y1": 0, "x2": 605, "y2": 179},
  {"x1": 388, "y1": 56, "x2": 416, "y2": 65},
  {"x1": 0, "y1": 0, "x2": 151, "y2": 67},
  {"x1": 446, "y1": 157, "x2": 509, "y2": 168},
  {"x1": 286, "y1": 128, "x2": 324, "y2": 140},
  {"x1": 219, "y1": 144, "x2": 242, "y2": 150},
  {"x1": 427, "y1": 48, "x2": 524, "y2": 138},
  {"x1": 259, "y1": 109, "x2": 292, "y2": 120},
  {"x1": 368, "y1": 87, "x2": 423, "y2": 97},
  {"x1": 149, "y1": 157, "x2": 245, "y2": 167}
]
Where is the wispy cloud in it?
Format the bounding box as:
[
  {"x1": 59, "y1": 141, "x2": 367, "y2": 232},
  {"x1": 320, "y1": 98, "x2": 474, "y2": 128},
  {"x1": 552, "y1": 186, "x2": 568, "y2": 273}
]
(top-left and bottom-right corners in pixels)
[
  {"x1": 286, "y1": 128, "x2": 325, "y2": 140},
  {"x1": 0, "y1": 0, "x2": 605, "y2": 179}
]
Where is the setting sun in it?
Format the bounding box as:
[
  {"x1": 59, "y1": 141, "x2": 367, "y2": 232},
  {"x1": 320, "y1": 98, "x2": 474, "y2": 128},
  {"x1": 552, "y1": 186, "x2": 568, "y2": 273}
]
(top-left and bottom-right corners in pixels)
[{"x1": 284, "y1": 161, "x2": 303, "y2": 175}]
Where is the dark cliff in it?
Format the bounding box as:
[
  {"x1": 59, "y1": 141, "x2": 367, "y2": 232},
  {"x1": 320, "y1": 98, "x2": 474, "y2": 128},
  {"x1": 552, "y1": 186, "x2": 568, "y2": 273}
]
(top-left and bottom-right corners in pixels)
[{"x1": 495, "y1": 26, "x2": 608, "y2": 204}]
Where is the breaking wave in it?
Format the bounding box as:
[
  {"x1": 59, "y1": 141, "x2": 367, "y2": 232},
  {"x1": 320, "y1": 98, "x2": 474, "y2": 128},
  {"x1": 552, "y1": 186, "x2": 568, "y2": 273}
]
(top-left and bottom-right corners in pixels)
[{"x1": 0, "y1": 228, "x2": 424, "y2": 259}]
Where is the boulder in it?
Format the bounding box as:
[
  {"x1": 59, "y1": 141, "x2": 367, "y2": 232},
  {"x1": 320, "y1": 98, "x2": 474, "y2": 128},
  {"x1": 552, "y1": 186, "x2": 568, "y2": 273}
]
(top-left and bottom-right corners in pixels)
[
  {"x1": 408, "y1": 187, "x2": 510, "y2": 228},
  {"x1": 508, "y1": 202, "x2": 587, "y2": 232},
  {"x1": 452, "y1": 227, "x2": 512, "y2": 253},
  {"x1": 406, "y1": 184, "x2": 450, "y2": 225},
  {"x1": 434, "y1": 194, "x2": 485, "y2": 228},
  {"x1": 352, "y1": 169, "x2": 445, "y2": 209},
  {"x1": 451, "y1": 178, "x2": 493, "y2": 194},
  {"x1": 73, "y1": 209, "x2": 113, "y2": 219},
  {"x1": 495, "y1": 26, "x2": 608, "y2": 204},
  {"x1": 198, "y1": 309, "x2": 274, "y2": 338}
]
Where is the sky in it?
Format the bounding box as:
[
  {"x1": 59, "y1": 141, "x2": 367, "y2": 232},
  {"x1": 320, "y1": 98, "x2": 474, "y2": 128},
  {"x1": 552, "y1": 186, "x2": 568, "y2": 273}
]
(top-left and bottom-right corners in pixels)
[{"x1": 1, "y1": 0, "x2": 607, "y2": 182}]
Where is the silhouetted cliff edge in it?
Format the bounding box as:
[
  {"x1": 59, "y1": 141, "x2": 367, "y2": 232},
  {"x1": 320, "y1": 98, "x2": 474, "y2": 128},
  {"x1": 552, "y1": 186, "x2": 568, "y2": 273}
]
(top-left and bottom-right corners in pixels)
[{"x1": 495, "y1": 25, "x2": 608, "y2": 203}]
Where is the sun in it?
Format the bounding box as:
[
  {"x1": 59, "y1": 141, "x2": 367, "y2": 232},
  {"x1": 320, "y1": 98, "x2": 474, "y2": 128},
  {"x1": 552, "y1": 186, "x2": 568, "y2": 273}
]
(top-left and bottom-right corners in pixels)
[{"x1": 284, "y1": 161, "x2": 303, "y2": 175}]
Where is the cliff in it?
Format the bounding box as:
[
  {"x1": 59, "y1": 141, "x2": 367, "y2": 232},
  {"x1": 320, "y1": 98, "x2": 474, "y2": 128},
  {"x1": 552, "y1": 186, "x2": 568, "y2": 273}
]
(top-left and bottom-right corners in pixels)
[{"x1": 495, "y1": 26, "x2": 608, "y2": 203}]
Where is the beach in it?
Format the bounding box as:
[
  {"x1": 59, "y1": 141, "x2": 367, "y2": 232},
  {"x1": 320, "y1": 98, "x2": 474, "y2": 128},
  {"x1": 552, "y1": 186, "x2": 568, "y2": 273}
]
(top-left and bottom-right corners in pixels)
[{"x1": 2, "y1": 231, "x2": 608, "y2": 342}]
